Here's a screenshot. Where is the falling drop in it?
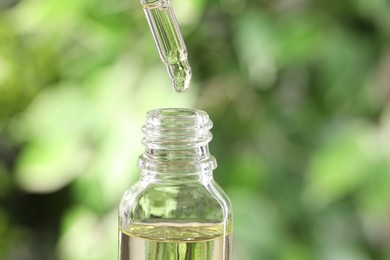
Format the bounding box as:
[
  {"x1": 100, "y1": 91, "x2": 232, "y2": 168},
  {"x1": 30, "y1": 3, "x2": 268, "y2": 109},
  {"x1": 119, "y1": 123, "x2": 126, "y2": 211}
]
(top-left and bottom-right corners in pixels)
[{"x1": 167, "y1": 60, "x2": 192, "y2": 93}]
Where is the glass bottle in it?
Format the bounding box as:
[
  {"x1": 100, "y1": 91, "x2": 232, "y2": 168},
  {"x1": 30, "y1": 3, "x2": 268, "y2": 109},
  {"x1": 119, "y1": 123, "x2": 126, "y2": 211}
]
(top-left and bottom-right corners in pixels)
[{"x1": 118, "y1": 108, "x2": 232, "y2": 260}]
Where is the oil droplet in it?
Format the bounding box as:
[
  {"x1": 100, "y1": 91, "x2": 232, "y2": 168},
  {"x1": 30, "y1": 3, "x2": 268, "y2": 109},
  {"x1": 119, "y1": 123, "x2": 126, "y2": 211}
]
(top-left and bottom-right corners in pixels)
[{"x1": 167, "y1": 60, "x2": 192, "y2": 93}]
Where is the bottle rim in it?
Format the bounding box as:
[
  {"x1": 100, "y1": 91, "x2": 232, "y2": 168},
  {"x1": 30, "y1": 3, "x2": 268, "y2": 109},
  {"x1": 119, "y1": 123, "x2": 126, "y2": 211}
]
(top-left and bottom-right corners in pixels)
[
  {"x1": 144, "y1": 108, "x2": 212, "y2": 129},
  {"x1": 142, "y1": 108, "x2": 213, "y2": 149},
  {"x1": 138, "y1": 108, "x2": 217, "y2": 173}
]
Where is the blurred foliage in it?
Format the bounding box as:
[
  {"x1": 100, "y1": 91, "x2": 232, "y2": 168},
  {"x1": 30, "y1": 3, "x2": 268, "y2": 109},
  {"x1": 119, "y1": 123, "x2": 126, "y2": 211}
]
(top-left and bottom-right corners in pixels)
[{"x1": 0, "y1": 0, "x2": 390, "y2": 259}]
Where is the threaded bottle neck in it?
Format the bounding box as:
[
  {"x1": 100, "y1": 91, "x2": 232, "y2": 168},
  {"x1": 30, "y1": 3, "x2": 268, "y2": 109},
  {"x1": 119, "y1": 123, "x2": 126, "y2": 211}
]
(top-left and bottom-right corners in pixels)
[{"x1": 138, "y1": 108, "x2": 217, "y2": 174}]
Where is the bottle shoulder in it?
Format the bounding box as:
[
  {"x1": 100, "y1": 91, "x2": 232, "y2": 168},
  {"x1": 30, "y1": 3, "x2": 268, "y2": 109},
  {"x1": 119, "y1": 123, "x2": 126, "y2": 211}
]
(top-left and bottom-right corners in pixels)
[
  {"x1": 119, "y1": 181, "x2": 146, "y2": 214},
  {"x1": 119, "y1": 179, "x2": 231, "y2": 225},
  {"x1": 206, "y1": 180, "x2": 232, "y2": 212}
]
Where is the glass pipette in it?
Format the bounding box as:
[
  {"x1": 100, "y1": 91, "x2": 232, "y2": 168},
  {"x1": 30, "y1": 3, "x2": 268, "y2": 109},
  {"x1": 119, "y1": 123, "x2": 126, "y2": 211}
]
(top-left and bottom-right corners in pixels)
[{"x1": 140, "y1": 0, "x2": 192, "y2": 93}]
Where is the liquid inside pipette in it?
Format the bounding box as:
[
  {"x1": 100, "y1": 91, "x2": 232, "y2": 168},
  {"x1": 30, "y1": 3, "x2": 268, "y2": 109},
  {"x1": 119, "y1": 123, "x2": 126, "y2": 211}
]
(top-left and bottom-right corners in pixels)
[{"x1": 142, "y1": 0, "x2": 192, "y2": 93}]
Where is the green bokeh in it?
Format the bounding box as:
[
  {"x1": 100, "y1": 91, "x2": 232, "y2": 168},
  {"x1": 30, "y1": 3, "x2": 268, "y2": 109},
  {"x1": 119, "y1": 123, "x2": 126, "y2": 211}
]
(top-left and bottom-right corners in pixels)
[{"x1": 1, "y1": 0, "x2": 390, "y2": 259}]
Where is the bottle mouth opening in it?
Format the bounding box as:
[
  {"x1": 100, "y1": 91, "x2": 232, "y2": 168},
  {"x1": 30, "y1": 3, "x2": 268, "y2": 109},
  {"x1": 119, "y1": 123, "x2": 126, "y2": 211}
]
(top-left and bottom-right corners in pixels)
[
  {"x1": 139, "y1": 108, "x2": 216, "y2": 172},
  {"x1": 145, "y1": 108, "x2": 211, "y2": 129},
  {"x1": 142, "y1": 108, "x2": 213, "y2": 149}
]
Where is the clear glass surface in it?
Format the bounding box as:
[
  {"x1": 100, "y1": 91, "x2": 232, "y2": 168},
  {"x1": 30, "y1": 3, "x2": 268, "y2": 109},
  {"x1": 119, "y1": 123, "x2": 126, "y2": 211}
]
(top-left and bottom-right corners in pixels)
[
  {"x1": 141, "y1": 0, "x2": 192, "y2": 93},
  {"x1": 119, "y1": 108, "x2": 232, "y2": 260}
]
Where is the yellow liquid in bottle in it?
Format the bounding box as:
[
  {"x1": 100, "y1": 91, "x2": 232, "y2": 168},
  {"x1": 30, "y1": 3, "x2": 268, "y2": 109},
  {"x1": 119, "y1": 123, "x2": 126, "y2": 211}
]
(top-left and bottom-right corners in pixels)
[{"x1": 119, "y1": 222, "x2": 232, "y2": 260}]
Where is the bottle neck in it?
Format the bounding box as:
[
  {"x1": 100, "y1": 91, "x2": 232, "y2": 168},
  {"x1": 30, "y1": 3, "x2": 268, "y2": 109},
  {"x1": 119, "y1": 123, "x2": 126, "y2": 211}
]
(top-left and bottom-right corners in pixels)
[{"x1": 137, "y1": 108, "x2": 217, "y2": 177}]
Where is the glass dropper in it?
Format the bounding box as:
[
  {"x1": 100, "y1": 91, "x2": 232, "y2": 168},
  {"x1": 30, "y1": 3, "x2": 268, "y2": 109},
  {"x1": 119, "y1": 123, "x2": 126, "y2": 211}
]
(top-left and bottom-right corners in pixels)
[{"x1": 140, "y1": 0, "x2": 192, "y2": 93}]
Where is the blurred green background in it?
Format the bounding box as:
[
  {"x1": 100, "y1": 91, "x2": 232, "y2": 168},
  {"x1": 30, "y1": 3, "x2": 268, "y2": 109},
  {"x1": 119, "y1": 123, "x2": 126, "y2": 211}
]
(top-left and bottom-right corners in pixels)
[{"x1": 1, "y1": 0, "x2": 390, "y2": 259}]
